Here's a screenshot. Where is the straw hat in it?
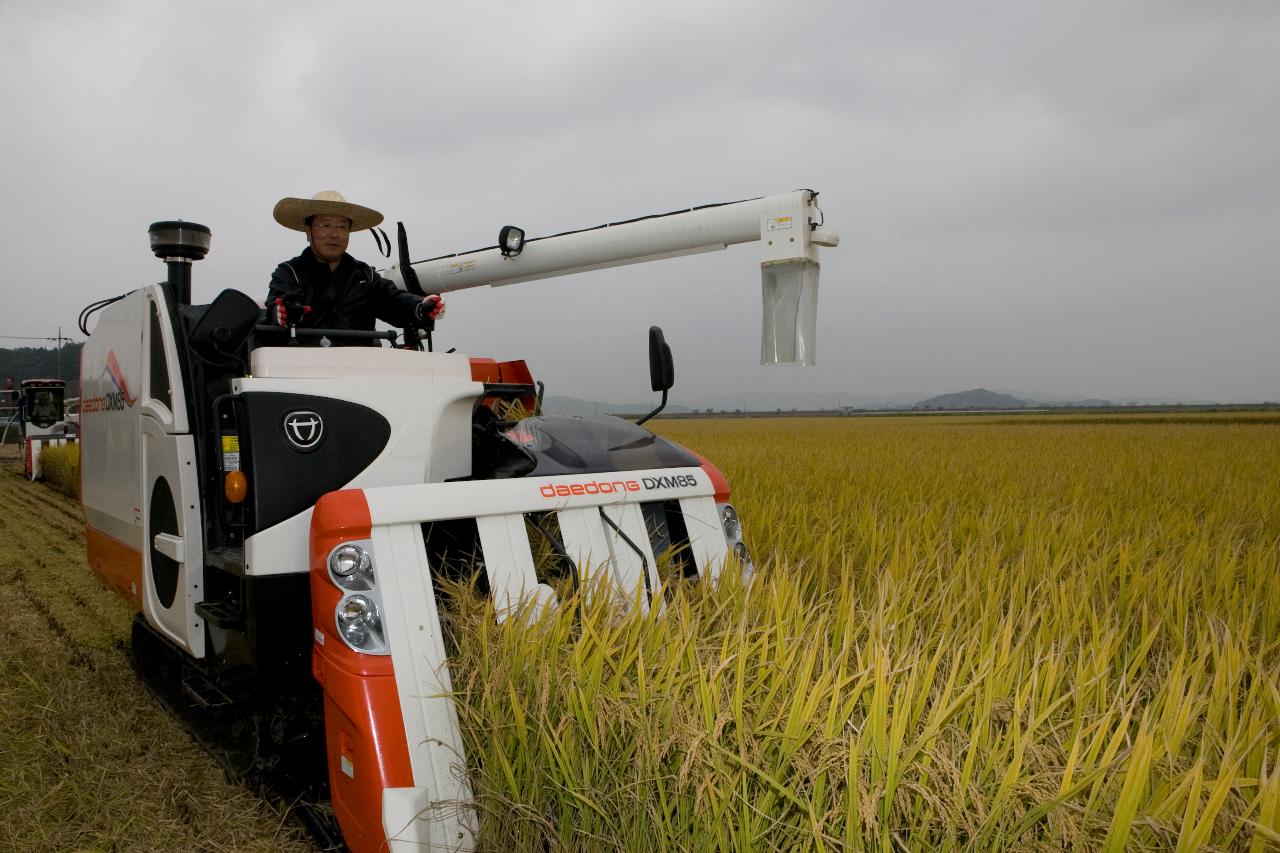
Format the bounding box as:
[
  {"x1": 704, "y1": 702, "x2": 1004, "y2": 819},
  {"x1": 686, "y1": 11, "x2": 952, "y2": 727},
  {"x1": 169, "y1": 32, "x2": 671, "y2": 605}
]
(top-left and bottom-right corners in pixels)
[{"x1": 272, "y1": 190, "x2": 384, "y2": 232}]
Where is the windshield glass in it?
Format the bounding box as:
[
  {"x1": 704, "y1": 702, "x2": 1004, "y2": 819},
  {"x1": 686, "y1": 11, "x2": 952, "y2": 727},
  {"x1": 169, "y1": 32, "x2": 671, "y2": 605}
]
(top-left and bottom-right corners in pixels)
[{"x1": 25, "y1": 388, "x2": 63, "y2": 429}]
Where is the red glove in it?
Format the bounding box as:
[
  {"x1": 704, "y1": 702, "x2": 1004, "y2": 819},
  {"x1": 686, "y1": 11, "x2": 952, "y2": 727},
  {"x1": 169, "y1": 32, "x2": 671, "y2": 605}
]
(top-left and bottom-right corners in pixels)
[
  {"x1": 272, "y1": 297, "x2": 310, "y2": 327},
  {"x1": 417, "y1": 295, "x2": 446, "y2": 322}
]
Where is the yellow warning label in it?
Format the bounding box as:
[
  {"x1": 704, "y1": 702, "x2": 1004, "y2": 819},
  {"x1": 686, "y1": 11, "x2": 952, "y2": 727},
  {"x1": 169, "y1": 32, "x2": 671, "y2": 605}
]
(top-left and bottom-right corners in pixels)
[
  {"x1": 221, "y1": 435, "x2": 240, "y2": 452},
  {"x1": 767, "y1": 216, "x2": 794, "y2": 232}
]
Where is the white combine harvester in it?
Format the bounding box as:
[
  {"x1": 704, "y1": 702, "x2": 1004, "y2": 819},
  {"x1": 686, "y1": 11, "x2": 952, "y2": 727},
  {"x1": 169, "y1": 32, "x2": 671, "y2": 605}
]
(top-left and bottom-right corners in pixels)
[{"x1": 77, "y1": 190, "x2": 838, "y2": 851}]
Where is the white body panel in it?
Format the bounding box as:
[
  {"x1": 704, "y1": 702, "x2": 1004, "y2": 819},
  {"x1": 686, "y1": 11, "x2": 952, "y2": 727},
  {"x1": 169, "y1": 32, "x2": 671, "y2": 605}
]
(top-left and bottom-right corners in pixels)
[
  {"x1": 557, "y1": 502, "x2": 662, "y2": 614},
  {"x1": 239, "y1": 348, "x2": 483, "y2": 577},
  {"x1": 80, "y1": 288, "x2": 148, "y2": 548},
  {"x1": 141, "y1": 422, "x2": 205, "y2": 656},
  {"x1": 21, "y1": 420, "x2": 71, "y2": 441},
  {"x1": 373, "y1": 523, "x2": 477, "y2": 850},
  {"x1": 81, "y1": 284, "x2": 207, "y2": 654},
  {"x1": 362, "y1": 465, "x2": 724, "y2": 617},
  {"x1": 475, "y1": 515, "x2": 559, "y2": 622}
]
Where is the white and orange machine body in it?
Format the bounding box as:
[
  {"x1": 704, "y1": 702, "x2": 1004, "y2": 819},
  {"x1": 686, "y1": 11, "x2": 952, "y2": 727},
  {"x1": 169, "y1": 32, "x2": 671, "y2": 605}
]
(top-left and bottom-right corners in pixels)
[
  {"x1": 20, "y1": 378, "x2": 74, "y2": 480},
  {"x1": 78, "y1": 192, "x2": 837, "y2": 851}
]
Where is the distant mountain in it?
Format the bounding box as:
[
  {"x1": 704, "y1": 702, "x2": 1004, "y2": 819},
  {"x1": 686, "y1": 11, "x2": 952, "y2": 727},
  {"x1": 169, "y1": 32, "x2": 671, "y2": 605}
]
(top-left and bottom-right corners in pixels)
[
  {"x1": 916, "y1": 388, "x2": 1027, "y2": 410},
  {"x1": 998, "y1": 390, "x2": 1113, "y2": 407},
  {"x1": 695, "y1": 390, "x2": 921, "y2": 411}
]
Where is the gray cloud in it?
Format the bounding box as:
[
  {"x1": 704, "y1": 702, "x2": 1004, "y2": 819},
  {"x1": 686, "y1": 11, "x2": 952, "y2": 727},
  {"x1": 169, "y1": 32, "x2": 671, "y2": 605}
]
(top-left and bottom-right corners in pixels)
[{"x1": 1, "y1": 0, "x2": 1276, "y2": 404}]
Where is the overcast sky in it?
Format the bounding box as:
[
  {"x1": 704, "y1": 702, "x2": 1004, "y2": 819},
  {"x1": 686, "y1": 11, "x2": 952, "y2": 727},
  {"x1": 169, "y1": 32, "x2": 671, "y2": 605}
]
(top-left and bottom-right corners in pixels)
[{"x1": 2, "y1": 1, "x2": 1277, "y2": 405}]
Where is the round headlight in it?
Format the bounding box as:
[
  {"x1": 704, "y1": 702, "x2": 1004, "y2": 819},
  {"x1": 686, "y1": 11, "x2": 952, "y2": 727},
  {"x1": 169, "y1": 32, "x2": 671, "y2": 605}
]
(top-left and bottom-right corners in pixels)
[
  {"x1": 340, "y1": 619, "x2": 369, "y2": 646},
  {"x1": 338, "y1": 594, "x2": 377, "y2": 625},
  {"x1": 337, "y1": 594, "x2": 378, "y2": 646},
  {"x1": 720, "y1": 504, "x2": 741, "y2": 541},
  {"x1": 330, "y1": 544, "x2": 371, "y2": 578}
]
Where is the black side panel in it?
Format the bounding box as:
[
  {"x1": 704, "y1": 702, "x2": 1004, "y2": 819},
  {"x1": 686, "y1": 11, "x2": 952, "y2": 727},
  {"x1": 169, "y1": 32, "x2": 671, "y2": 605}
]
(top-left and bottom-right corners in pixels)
[
  {"x1": 149, "y1": 475, "x2": 180, "y2": 608},
  {"x1": 199, "y1": 569, "x2": 312, "y2": 690},
  {"x1": 245, "y1": 573, "x2": 314, "y2": 690},
  {"x1": 149, "y1": 302, "x2": 173, "y2": 411},
  {"x1": 238, "y1": 393, "x2": 390, "y2": 532},
  {"x1": 178, "y1": 302, "x2": 249, "y2": 554}
]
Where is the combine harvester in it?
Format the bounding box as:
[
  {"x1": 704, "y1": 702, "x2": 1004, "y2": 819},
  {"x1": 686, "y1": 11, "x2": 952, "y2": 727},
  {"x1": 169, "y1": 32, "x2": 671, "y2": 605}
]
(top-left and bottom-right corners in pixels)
[
  {"x1": 16, "y1": 378, "x2": 76, "y2": 480},
  {"x1": 77, "y1": 190, "x2": 838, "y2": 851}
]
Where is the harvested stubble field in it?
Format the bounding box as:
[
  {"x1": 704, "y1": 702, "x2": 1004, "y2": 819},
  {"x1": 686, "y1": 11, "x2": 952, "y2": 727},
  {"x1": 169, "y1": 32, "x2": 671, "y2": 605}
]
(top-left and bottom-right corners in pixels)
[
  {"x1": 0, "y1": 445, "x2": 315, "y2": 851},
  {"x1": 2, "y1": 412, "x2": 1278, "y2": 851}
]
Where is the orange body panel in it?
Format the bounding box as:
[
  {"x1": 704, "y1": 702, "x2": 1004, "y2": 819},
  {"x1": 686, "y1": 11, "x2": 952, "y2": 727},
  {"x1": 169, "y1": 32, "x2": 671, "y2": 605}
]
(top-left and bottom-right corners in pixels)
[
  {"x1": 688, "y1": 450, "x2": 732, "y2": 503},
  {"x1": 311, "y1": 490, "x2": 413, "y2": 853},
  {"x1": 470, "y1": 357, "x2": 537, "y2": 413},
  {"x1": 495, "y1": 359, "x2": 535, "y2": 386},
  {"x1": 85, "y1": 525, "x2": 143, "y2": 609},
  {"x1": 467, "y1": 357, "x2": 501, "y2": 384}
]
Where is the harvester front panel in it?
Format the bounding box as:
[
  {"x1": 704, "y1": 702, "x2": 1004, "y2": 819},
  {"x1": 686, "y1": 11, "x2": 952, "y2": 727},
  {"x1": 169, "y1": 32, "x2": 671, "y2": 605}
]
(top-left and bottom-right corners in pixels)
[{"x1": 311, "y1": 467, "x2": 733, "y2": 851}]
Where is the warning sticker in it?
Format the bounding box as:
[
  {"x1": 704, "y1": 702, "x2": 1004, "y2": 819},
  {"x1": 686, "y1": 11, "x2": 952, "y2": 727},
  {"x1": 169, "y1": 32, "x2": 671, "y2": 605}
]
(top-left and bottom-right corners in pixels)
[
  {"x1": 222, "y1": 436, "x2": 240, "y2": 470},
  {"x1": 341, "y1": 755, "x2": 354, "y2": 778},
  {"x1": 443, "y1": 259, "x2": 477, "y2": 276},
  {"x1": 767, "y1": 216, "x2": 794, "y2": 232}
]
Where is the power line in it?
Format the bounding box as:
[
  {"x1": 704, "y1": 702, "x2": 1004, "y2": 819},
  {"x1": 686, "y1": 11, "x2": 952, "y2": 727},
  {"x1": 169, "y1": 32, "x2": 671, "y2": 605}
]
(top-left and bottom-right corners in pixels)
[
  {"x1": 0, "y1": 330, "x2": 78, "y2": 380},
  {"x1": 0, "y1": 334, "x2": 79, "y2": 342},
  {"x1": 0, "y1": 335, "x2": 80, "y2": 343}
]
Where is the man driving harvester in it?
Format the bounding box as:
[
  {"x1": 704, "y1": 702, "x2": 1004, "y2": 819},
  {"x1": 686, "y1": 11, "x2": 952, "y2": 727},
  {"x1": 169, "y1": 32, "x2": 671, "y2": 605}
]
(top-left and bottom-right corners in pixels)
[{"x1": 267, "y1": 190, "x2": 445, "y2": 345}]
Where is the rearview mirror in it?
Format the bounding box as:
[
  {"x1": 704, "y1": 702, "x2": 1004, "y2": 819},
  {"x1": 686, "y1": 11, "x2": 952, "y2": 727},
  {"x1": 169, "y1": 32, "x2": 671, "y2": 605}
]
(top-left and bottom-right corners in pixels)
[
  {"x1": 648, "y1": 326, "x2": 674, "y2": 392},
  {"x1": 638, "y1": 326, "x2": 675, "y2": 426}
]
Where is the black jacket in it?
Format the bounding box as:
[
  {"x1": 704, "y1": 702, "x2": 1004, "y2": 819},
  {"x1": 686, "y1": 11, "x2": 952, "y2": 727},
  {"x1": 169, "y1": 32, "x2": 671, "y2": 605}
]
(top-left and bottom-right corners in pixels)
[{"x1": 267, "y1": 248, "x2": 421, "y2": 343}]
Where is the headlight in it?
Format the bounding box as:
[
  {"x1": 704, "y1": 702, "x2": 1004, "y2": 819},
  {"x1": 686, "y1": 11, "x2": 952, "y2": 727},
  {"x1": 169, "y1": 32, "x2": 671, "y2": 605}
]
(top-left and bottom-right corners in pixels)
[
  {"x1": 719, "y1": 504, "x2": 741, "y2": 541},
  {"x1": 329, "y1": 542, "x2": 374, "y2": 590},
  {"x1": 331, "y1": 543, "x2": 370, "y2": 577},
  {"x1": 336, "y1": 594, "x2": 385, "y2": 651},
  {"x1": 719, "y1": 502, "x2": 753, "y2": 575}
]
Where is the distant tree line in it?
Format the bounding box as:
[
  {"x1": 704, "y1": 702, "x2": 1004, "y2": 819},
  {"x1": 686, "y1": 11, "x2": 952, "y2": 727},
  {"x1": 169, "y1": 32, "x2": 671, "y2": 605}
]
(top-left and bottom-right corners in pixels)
[{"x1": 0, "y1": 345, "x2": 83, "y2": 394}]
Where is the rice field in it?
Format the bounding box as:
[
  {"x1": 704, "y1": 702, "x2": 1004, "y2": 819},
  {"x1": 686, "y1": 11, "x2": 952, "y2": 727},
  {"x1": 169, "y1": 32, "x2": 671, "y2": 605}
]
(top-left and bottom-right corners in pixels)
[
  {"x1": 4, "y1": 412, "x2": 1278, "y2": 851},
  {"x1": 447, "y1": 413, "x2": 1280, "y2": 850}
]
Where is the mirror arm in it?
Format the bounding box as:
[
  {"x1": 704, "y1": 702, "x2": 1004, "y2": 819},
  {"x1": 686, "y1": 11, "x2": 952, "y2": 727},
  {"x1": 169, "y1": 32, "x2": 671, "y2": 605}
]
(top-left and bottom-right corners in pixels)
[{"x1": 636, "y1": 388, "x2": 667, "y2": 427}]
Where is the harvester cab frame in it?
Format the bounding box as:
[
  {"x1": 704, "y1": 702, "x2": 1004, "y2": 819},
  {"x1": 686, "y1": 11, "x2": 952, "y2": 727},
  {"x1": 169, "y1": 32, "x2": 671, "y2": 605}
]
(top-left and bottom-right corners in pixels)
[
  {"x1": 76, "y1": 191, "x2": 838, "y2": 852},
  {"x1": 18, "y1": 377, "x2": 75, "y2": 480}
]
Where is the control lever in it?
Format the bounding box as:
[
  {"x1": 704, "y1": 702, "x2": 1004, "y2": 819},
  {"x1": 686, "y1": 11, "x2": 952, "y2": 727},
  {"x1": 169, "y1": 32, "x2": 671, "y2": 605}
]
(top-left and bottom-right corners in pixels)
[{"x1": 397, "y1": 221, "x2": 433, "y2": 352}]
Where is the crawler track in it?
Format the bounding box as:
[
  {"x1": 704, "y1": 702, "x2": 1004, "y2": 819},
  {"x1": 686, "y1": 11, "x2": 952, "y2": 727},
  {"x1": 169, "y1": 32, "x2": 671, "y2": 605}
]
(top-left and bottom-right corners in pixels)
[{"x1": 129, "y1": 614, "x2": 346, "y2": 851}]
